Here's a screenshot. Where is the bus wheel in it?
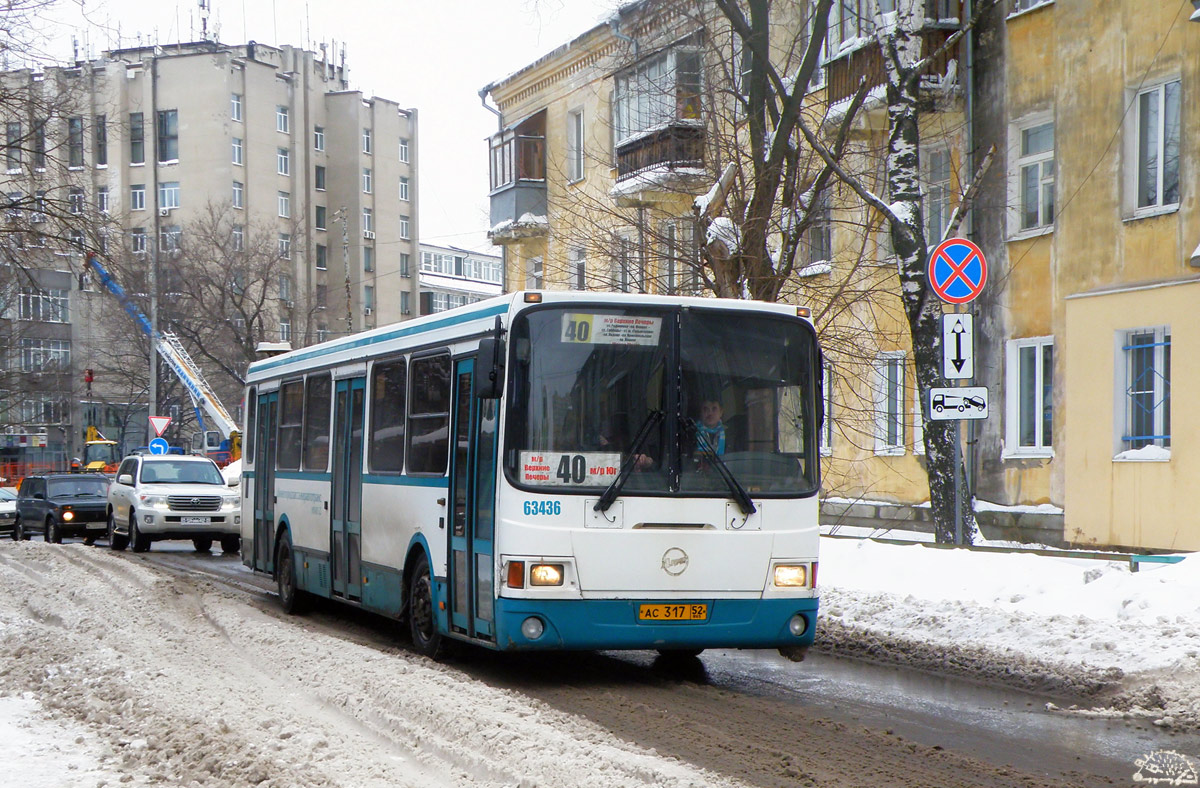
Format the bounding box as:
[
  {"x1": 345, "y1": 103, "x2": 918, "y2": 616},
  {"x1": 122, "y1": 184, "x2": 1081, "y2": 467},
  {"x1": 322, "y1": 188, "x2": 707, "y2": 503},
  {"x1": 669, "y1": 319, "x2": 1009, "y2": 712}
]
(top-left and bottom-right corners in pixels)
[
  {"x1": 407, "y1": 552, "x2": 444, "y2": 659},
  {"x1": 276, "y1": 532, "x2": 310, "y2": 615}
]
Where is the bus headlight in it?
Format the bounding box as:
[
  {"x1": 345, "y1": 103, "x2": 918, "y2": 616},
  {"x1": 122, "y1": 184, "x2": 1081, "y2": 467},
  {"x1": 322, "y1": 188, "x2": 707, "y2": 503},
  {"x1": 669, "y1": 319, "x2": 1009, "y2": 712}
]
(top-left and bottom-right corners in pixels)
[
  {"x1": 773, "y1": 564, "x2": 808, "y2": 587},
  {"x1": 529, "y1": 563, "x2": 564, "y2": 586}
]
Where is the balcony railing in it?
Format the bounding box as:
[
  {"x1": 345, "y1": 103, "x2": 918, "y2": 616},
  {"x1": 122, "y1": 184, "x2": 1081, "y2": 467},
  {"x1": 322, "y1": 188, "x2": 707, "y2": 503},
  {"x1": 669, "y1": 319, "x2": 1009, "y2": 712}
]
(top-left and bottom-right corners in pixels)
[
  {"x1": 824, "y1": 27, "x2": 959, "y2": 107},
  {"x1": 615, "y1": 124, "x2": 704, "y2": 180}
]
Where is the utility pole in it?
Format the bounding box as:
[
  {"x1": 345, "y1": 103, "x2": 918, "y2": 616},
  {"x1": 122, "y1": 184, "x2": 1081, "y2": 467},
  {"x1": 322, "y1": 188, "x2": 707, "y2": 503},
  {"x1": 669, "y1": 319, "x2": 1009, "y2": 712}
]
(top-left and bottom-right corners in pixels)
[{"x1": 335, "y1": 207, "x2": 353, "y2": 334}]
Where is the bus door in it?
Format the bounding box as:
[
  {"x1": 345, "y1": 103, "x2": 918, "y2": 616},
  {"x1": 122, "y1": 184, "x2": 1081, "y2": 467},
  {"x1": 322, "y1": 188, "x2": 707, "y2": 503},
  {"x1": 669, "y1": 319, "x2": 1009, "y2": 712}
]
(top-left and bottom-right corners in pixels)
[
  {"x1": 447, "y1": 357, "x2": 498, "y2": 641},
  {"x1": 253, "y1": 391, "x2": 278, "y2": 573},
  {"x1": 331, "y1": 377, "x2": 365, "y2": 600}
]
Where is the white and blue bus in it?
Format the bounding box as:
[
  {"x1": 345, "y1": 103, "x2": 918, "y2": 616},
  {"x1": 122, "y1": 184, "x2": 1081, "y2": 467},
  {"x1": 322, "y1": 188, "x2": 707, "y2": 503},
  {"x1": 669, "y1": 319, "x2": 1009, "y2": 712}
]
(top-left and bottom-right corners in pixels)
[{"x1": 241, "y1": 291, "x2": 822, "y2": 659}]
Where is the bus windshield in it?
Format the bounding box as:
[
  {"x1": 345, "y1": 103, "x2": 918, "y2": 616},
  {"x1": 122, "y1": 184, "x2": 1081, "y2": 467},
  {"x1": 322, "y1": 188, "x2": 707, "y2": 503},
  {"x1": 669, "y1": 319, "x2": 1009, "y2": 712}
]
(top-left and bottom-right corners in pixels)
[{"x1": 506, "y1": 305, "x2": 819, "y2": 497}]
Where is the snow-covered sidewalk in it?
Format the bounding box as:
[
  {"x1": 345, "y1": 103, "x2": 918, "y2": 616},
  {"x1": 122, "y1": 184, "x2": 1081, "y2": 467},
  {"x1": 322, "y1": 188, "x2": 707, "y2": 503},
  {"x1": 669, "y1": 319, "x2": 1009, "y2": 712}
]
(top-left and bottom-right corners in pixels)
[{"x1": 817, "y1": 534, "x2": 1200, "y2": 726}]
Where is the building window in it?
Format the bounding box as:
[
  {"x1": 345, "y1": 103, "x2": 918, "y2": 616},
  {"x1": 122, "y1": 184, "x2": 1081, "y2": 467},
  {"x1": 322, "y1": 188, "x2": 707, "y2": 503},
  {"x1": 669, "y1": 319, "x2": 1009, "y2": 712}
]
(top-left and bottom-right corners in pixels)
[
  {"x1": 313, "y1": 126, "x2": 325, "y2": 151},
  {"x1": 362, "y1": 167, "x2": 372, "y2": 193},
  {"x1": 364, "y1": 285, "x2": 374, "y2": 311},
  {"x1": 315, "y1": 165, "x2": 326, "y2": 190},
  {"x1": 20, "y1": 338, "x2": 70, "y2": 372},
  {"x1": 1012, "y1": 0, "x2": 1052, "y2": 12},
  {"x1": 18, "y1": 289, "x2": 69, "y2": 323},
  {"x1": 232, "y1": 224, "x2": 244, "y2": 252},
  {"x1": 362, "y1": 127, "x2": 372, "y2": 154},
  {"x1": 399, "y1": 176, "x2": 409, "y2": 201},
  {"x1": 805, "y1": 194, "x2": 832, "y2": 264},
  {"x1": 130, "y1": 227, "x2": 146, "y2": 253},
  {"x1": 130, "y1": 112, "x2": 144, "y2": 164},
  {"x1": 232, "y1": 136, "x2": 243, "y2": 165},
  {"x1": 159, "y1": 181, "x2": 180, "y2": 209},
  {"x1": 1005, "y1": 336, "x2": 1053, "y2": 456},
  {"x1": 1012, "y1": 120, "x2": 1054, "y2": 233},
  {"x1": 1121, "y1": 327, "x2": 1170, "y2": 451},
  {"x1": 1134, "y1": 80, "x2": 1180, "y2": 212},
  {"x1": 277, "y1": 147, "x2": 290, "y2": 175},
  {"x1": 399, "y1": 214, "x2": 409, "y2": 239},
  {"x1": 661, "y1": 221, "x2": 696, "y2": 294},
  {"x1": 67, "y1": 116, "x2": 84, "y2": 167},
  {"x1": 316, "y1": 244, "x2": 327, "y2": 270},
  {"x1": 159, "y1": 225, "x2": 181, "y2": 252},
  {"x1": 278, "y1": 191, "x2": 290, "y2": 218},
  {"x1": 567, "y1": 108, "x2": 584, "y2": 181},
  {"x1": 401, "y1": 290, "x2": 411, "y2": 315},
  {"x1": 399, "y1": 138, "x2": 409, "y2": 162},
  {"x1": 97, "y1": 186, "x2": 109, "y2": 214},
  {"x1": 276, "y1": 105, "x2": 289, "y2": 133},
  {"x1": 362, "y1": 208, "x2": 373, "y2": 233},
  {"x1": 315, "y1": 205, "x2": 326, "y2": 230},
  {"x1": 156, "y1": 109, "x2": 178, "y2": 162},
  {"x1": 278, "y1": 233, "x2": 291, "y2": 259},
  {"x1": 317, "y1": 324, "x2": 329, "y2": 342},
  {"x1": 316, "y1": 283, "x2": 327, "y2": 308},
  {"x1": 363, "y1": 246, "x2": 374, "y2": 272},
  {"x1": 32, "y1": 120, "x2": 45, "y2": 168},
  {"x1": 924, "y1": 146, "x2": 951, "y2": 243},
  {"x1": 279, "y1": 319, "x2": 291, "y2": 342},
  {"x1": 131, "y1": 184, "x2": 145, "y2": 211},
  {"x1": 873, "y1": 352, "x2": 905, "y2": 455},
  {"x1": 94, "y1": 115, "x2": 107, "y2": 166},
  {"x1": 6, "y1": 121, "x2": 21, "y2": 170},
  {"x1": 231, "y1": 93, "x2": 242, "y2": 122},
  {"x1": 232, "y1": 180, "x2": 244, "y2": 209},
  {"x1": 68, "y1": 188, "x2": 85, "y2": 214},
  {"x1": 279, "y1": 273, "x2": 292, "y2": 302},
  {"x1": 526, "y1": 256, "x2": 543, "y2": 289},
  {"x1": 612, "y1": 46, "x2": 702, "y2": 142},
  {"x1": 569, "y1": 247, "x2": 586, "y2": 290}
]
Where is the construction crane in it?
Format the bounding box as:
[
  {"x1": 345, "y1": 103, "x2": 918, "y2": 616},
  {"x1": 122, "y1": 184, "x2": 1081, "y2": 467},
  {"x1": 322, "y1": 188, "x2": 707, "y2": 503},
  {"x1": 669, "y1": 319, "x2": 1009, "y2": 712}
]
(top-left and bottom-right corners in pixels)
[{"x1": 84, "y1": 253, "x2": 241, "y2": 463}]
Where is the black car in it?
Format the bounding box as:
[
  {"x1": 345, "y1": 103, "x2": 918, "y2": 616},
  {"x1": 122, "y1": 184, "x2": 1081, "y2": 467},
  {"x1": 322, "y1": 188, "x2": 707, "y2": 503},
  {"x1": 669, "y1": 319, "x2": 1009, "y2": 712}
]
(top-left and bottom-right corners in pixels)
[{"x1": 15, "y1": 474, "x2": 111, "y2": 544}]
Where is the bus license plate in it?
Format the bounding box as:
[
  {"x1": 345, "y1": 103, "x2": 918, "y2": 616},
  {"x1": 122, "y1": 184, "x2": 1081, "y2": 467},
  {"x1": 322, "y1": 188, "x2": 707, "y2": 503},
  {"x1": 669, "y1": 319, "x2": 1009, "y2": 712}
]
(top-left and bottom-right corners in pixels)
[
  {"x1": 638, "y1": 603, "x2": 707, "y2": 621},
  {"x1": 181, "y1": 516, "x2": 211, "y2": 525}
]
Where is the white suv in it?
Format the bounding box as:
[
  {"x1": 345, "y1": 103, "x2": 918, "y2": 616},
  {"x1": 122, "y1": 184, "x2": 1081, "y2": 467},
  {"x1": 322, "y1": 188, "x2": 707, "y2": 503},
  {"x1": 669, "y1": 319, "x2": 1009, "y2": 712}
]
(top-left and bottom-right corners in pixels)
[{"x1": 108, "y1": 454, "x2": 242, "y2": 553}]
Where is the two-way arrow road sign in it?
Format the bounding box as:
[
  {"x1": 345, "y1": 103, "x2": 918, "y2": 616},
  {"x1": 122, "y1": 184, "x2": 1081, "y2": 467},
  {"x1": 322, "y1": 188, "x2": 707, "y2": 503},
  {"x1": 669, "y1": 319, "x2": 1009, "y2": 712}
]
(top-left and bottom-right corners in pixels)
[{"x1": 942, "y1": 313, "x2": 974, "y2": 380}]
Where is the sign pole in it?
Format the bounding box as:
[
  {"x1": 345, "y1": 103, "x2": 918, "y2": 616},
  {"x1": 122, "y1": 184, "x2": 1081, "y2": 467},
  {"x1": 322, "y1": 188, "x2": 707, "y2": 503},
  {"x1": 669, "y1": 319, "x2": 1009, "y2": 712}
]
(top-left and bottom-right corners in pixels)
[{"x1": 954, "y1": 303, "x2": 963, "y2": 546}]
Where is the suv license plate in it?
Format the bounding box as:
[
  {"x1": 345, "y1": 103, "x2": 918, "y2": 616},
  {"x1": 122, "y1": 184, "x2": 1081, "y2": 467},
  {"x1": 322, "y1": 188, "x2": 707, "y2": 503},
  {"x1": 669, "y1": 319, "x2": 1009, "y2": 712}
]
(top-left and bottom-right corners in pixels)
[
  {"x1": 181, "y1": 516, "x2": 211, "y2": 525},
  {"x1": 638, "y1": 603, "x2": 707, "y2": 621}
]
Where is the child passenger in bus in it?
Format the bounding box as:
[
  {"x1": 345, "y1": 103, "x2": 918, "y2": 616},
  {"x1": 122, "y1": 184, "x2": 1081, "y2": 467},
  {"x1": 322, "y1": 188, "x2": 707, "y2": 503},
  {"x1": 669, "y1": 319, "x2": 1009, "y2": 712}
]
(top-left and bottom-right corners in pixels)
[{"x1": 694, "y1": 399, "x2": 726, "y2": 457}]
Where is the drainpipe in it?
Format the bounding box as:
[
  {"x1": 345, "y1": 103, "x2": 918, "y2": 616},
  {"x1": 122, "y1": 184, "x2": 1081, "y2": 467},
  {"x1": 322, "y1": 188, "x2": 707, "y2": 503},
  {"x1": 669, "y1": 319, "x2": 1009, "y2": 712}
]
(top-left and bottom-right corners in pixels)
[
  {"x1": 609, "y1": 16, "x2": 639, "y2": 57},
  {"x1": 478, "y1": 86, "x2": 502, "y2": 131},
  {"x1": 148, "y1": 53, "x2": 160, "y2": 423},
  {"x1": 964, "y1": 0, "x2": 977, "y2": 512}
]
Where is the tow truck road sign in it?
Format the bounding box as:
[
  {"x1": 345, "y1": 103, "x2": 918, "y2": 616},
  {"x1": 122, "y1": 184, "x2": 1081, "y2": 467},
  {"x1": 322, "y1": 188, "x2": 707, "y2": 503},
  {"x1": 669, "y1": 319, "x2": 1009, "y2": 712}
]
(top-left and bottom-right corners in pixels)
[
  {"x1": 942, "y1": 313, "x2": 974, "y2": 380},
  {"x1": 928, "y1": 386, "x2": 989, "y2": 420}
]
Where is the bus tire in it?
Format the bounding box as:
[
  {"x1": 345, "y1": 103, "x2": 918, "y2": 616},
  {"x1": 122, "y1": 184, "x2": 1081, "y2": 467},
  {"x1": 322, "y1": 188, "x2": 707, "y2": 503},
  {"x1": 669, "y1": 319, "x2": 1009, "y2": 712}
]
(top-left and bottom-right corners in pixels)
[
  {"x1": 407, "y1": 552, "x2": 444, "y2": 659},
  {"x1": 108, "y1": 514, "x2": 128, "y2": 551},
  {"x1": 276, "y1": 532, "x2": 311, "y2": 615}
]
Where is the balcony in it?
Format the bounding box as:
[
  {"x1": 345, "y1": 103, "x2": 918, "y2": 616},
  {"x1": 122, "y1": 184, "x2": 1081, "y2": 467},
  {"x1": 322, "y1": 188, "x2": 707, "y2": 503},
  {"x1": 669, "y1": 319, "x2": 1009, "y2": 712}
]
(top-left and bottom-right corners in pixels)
[
  {"x1": 488, "y1": 112, "x2": 548, "y2": 245},
  {"x1": 610, "y1": 124, "x2": 707, "y2": 207},
  {"x1": 824, "y1": 22, "x2": 960, "y2": 107}
]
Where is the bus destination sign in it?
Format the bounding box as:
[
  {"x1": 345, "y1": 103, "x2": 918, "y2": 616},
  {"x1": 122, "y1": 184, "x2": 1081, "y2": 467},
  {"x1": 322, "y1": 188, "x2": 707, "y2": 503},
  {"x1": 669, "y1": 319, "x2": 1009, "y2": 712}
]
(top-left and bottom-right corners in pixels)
[
  {"x1": 520, "y1": 451, "x2": 622, "y2": 486},
  {"x1": 561, "y1": 313, "x2": 662, "y2": 346}
]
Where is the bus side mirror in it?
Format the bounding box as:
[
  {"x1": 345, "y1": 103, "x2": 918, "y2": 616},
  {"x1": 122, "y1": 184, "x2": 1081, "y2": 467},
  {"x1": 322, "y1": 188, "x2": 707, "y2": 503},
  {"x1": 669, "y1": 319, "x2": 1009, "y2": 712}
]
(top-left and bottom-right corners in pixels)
[{"x1": 475, "y1": 337, "x2": 506, "y2": 399}]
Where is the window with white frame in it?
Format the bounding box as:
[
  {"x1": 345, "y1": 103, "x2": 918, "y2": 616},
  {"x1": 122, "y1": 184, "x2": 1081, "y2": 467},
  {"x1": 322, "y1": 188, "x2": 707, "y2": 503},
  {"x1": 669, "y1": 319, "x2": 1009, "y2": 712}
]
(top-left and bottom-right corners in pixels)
[
  {"x1": 399, "y1": 176, "x2": 409, "y2": 201},
  {"x1": 526, "y1": 256, "x2": 543, "y2": 289},
  {"x1": 130, "y1": 184, "x2": 145, "y2": 211},
  {"x1": 97, "y1": 186, "x2": 109, "y2": 214},
  {"x1": 364, "y1": 285, "x2": 374, "y2": 311},
  {"x1": 232, "y1": 224, "x2": 244, "y2": 252},
  {"x1": 569, "y1": 247, "x2": 586, "y2": 290},
  {"x1": 912, "y1": 371, "x2": 924, "y2": 455},
  {"x1": 279, "y1": 274, "x2": 292, "y2": 302},
  {"x1": 362, "y1": 168, "x2": 372, "y2": 193},
  {"x1": 873, "y1": 352, "x2": 906, "y2": 455},
  {"x1": 400, "y1": 291, "x2": 411, "y2": 315},
  {"x1": 613, "y1": 237, "x2": 635, "y2": 292},
  {"x1": 68, "y1": 188, "x2": 85, "y2": 214},
  {"x1": 362, "y1": 127, "x2": 372, "y2": 154},
  {"x1": 277, "y1": 147, "x2": 290, "y2": 175},
  {"x1": 159, "y1": 225, "x2": 181, "y2": 252},
  {"x1": 314, "y1": 126, "x2": 325, "y2": 151},
  {"x1": 159, "y1": 181, "x2": 180, "y2": 209},
  {"x1": 276, "y1": 105, "x2": 289, "y2": 133},
  {"x1": 315, "y1": 205, "x2": 326, "y2": 231},
  {"x1": 400, "y1": 252, "x2": 411, "y2": 277},
  {"x1": 1012, "y1": 119, "x2": 1054, "y2": 233},
  {"x1": 316, "y1": 244, "x2": 327, "y2": 270},
  {"x1": 315, "y1": 165, "x2": 326, "y2": 191},
  {"x1": 566, "y1": 108, "x2": 584, "y2": 181},
  {"x1": 362, "y1": 208, "x2": 373, "y2": 233},
  {"x1": 1132, "y1": 79, "x2": 1180, "y2": 212},
  {"x1": 232, "y1": 181, "x2": 244, "y2": 209},
  {"x1": 19, "y1": 396, "x2": 66, "y2": 424},
  {"x1": 924, "y1": 147, "x2": 951, "y2": 243},
  {"x1": 232, "y1": 136, "x2": 243, "y2": 165},
  {"x1": 828, "y1": 0, "x2": 872, "y2": 53},
  {"x1": 399, "y1": 214, "x2": 409, "y2": 239},
  {"x1": 661, "y1": 220, "x2": 697, "y2": 294},
  {"x1": 231, "y1": 93, "x2": 242, "y2": 122},
  {"x1": 278, "y1": 191, "x2": 290, "y2": 218},
  {"x1": 399, "y1": 138, "x2": 409, "y2": 162},
  {"x1": 129, "y1": 227, "x2": 146, "y2": 253},
  {"x1": 18, "y1": 289, "x2": 68, "y2": 323},
  {"x1": 612, "y1": 45, "x2": 702, "y2": 143},
  {"x1": 1004, "y1": 336, "x2": 1053, "y2": 455},
  {"x1": 1012, "y1": 0, "x2": 1053, "y2": 13},
  {"x1": 1120, "y1": 327, "x2": 1170, "y2": 451},
  {"x1": 278, "y1": 233, "x2": 291, "y2": 259},
  {"x1": 279, "y1": 319, "x2": 291, "y2": 342}
]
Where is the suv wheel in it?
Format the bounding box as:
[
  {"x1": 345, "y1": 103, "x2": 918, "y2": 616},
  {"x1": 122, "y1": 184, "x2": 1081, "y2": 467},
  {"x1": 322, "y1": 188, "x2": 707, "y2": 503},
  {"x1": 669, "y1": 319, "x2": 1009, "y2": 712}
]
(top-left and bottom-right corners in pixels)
[
  {"x1": 108, "y1": 513, "x2": 128, "y2": 551},
  {"x1": 13, "y1": 516, "x2": 25, "y2": 541},
  {"x1": 192, "y1": 537, "x2": 213, "y2": 552},
  {"x1": 46, "y1": 518, "x2": 61, "y2": 544},
  {"x1": 130, "y1": 514, "x2": 150, "y2": 553},
  {"x1": 220, "y1": 535, "x2": 240, "y2": 554}
]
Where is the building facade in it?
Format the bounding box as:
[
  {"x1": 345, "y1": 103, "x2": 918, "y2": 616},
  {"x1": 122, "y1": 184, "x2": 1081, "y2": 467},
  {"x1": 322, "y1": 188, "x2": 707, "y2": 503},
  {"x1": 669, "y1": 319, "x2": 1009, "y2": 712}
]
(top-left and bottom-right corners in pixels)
[
  {"x1": 417, "y1": 243, "x2": 503, "y2": 314},
  {"x1": 0, "y1": 40, "x2": 419, "y2": 467}
]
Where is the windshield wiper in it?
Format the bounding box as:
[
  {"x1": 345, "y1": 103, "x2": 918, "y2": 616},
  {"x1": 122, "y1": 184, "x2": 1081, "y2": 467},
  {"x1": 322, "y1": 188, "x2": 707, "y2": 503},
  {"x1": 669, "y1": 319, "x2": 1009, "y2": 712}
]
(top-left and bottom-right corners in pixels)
[
  {"x1": 683, "y1": 419, "x2": 757, "y2": 516},
  {"x1": 594, "y1": 409, "x2": 664, "y2": 513}
]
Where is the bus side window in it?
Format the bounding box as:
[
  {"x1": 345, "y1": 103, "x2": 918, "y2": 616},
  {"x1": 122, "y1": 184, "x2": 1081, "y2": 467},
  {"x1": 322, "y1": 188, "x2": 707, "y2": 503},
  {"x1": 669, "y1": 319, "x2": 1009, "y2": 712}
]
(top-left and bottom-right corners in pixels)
[
  {"x1": 302, "y1": 374, "x2": 332, "y2": 472},
  {"x1": 407, "y1": 354, "x2": 451, "y2": 474},
  {"x1": 370, "y1": 359, "x2": 407, "y2": 473},
  {"x1": 277, "y1": 380, "x2": 304, "y2": 471},
  {"x1": 244, "y1": 386, "x2": 256, "y2": 465}
]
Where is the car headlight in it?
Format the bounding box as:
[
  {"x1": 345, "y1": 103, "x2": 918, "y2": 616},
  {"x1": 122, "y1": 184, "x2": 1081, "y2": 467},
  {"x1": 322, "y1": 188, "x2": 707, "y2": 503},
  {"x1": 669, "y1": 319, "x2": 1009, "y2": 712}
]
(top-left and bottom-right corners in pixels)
[
  {"x1": 138, "y1": 494, "x2": 168, "y2": 508},
  {"x1": 61, "y1": 511, "x2": 75, "y2": 521},
  {"x1": 773, "y1": 564, "x2": 809, "y2": 587}
]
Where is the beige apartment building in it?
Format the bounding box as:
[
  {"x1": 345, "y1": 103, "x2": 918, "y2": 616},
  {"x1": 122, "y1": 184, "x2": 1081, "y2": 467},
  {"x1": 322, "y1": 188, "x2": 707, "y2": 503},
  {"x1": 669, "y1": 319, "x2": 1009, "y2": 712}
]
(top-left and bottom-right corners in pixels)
[{"x1": 0, "y1": 41, "x2": 419, "y2": 465}]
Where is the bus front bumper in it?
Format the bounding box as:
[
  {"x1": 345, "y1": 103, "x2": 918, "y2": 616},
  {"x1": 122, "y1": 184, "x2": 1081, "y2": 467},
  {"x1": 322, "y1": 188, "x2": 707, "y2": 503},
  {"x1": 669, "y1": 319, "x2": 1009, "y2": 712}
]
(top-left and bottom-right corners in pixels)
[{"x1": 493, "y1": 596, "x2": 819, "y2": 652}]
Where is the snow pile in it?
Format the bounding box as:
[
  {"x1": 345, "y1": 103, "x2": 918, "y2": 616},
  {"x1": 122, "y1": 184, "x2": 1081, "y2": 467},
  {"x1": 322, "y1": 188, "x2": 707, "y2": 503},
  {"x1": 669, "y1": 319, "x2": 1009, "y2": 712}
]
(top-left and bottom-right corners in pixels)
[{"x1": 818, "y1": 537, "x2": 1200, "y2": 726}]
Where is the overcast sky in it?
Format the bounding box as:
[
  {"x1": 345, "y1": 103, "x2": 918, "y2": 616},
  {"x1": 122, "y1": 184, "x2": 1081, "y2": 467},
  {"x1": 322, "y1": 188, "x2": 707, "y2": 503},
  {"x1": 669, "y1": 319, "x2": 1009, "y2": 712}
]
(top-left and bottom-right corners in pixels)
[{"x1": 47, "y1": 0, "x2": 619, "y2": 253}]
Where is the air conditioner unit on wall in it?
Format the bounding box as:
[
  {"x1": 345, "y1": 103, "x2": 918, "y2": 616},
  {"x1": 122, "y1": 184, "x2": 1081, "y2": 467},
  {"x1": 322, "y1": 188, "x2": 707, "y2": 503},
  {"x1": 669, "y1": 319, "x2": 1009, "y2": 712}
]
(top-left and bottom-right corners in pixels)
[
  {"x1": 364, "y1": 306, "x2": 372, "y2": 316},
  {"x1": 159, "y1": 207, "x2": 171, "y2": 217},
  {"x1": 363, "y1": 230, "x2": 375, "y2": 240}
]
